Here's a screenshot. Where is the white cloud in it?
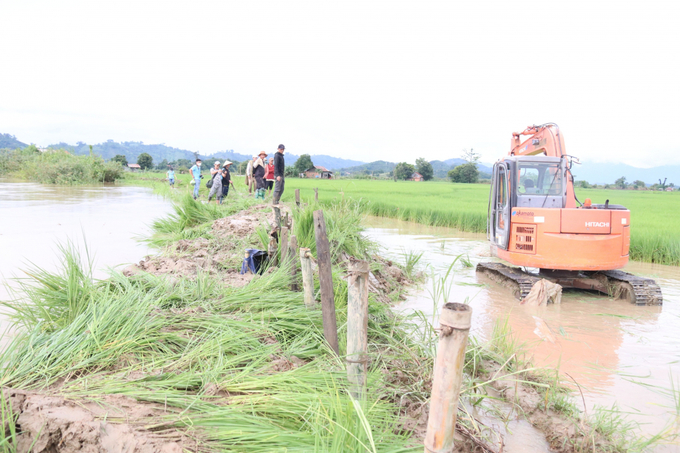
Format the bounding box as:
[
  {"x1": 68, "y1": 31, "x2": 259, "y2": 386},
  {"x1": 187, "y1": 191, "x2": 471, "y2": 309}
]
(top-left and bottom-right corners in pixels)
[{"x1": 1, "y1": 0, "x2": 678, "y2": 167}]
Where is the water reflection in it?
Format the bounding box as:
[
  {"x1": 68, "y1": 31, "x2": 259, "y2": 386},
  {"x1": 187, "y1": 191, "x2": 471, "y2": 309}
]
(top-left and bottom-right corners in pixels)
[
  {"x1": 0, "y1": 180, "x2": 173, "y2": 300},
  {"x1": 363, "y1": 216, "x2": 680, "y2": 449}
]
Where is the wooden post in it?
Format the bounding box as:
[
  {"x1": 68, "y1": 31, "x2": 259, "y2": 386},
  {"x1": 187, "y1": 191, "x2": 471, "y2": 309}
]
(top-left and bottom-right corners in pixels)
[
  {"x1": 424, "y1": 303, "x2": 472, "y2": 453},
  {"x1": 289, "y1": 234, "x2": 299, "y2": 291},
  {"x1": 314, "y1": 187, "x2": 319, "y2": 203},
  {"x1": 347, "y1": 259, "x2": 369, "y2": 399},
  {"x1": 280, "y1": 227, "x2": 289, "y2": 264},
  {"x1": 284, "y1": 212, "x2": 289, "y2": 230},
  {"x1": 313, "y1": 210, "x2": 339, "y2": 355},
  {"x1": 300, "y1": 248, "x2": 315, "y2": 308},
  {"x1": 272, "y1": 206, "x2": 281, "y2": 233},
  {"x1": 295, "y1": 189, "x2": 300, "y2": 207},
  {"x1": 268, "y1": 236, "x2": 278, "y2": 266}
]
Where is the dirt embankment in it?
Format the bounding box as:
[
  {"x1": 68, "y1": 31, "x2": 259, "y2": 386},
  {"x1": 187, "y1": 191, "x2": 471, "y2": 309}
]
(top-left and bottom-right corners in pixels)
[
  {"x1": 4, "y1": 203, "x2": 412, "y2": 452},
  {"x1": 3, "y1": 389, "x2": 184, "y2": 453}
]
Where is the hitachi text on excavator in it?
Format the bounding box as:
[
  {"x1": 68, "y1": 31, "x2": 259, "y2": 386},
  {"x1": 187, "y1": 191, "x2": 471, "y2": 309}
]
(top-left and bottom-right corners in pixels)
[{"x1": 476, "y1": 123, "x2": 663, "y2": 305}]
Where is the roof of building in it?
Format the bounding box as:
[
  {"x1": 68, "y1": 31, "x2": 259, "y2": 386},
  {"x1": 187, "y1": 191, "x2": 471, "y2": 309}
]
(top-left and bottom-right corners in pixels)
[
  {"x1": 411, "y1": 172, "x2": 423, "y2": 178},
  {"x1": 305, "y1": 166, "x2": 332, "y2": 173},
  {"x1": 128, "y1": 163, "x2": 141, "y2": 168}
]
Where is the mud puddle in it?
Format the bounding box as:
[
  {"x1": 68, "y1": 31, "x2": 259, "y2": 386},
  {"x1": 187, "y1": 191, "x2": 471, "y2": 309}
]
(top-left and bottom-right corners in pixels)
[{"x1": 363, "y1": 215, "x2": 680, "y2": 452}]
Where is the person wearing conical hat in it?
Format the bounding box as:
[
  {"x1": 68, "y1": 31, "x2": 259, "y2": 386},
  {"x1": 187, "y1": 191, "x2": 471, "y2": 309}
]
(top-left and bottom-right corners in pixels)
[{"x1": 253, "y1": 151, "x2": 267, "y2": 200}]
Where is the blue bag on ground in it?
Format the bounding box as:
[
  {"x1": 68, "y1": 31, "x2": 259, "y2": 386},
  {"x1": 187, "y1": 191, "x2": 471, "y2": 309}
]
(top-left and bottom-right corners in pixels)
[{"x1": 240, "y1": 249, "x2": 268, "y2": 275}]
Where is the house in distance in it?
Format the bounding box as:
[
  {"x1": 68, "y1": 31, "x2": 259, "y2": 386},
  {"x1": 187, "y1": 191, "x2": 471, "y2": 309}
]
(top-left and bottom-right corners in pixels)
[
  {"x1": 409, "y1": 172, "x2": 424, "y2": 182},
  {"x1": 302, "y1": 166, "x2": 334, "y2": 179}
]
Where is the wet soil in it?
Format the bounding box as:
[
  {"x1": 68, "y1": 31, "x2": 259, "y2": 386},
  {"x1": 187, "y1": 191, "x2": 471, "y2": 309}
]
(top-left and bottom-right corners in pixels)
[{"x1": 4, "y1": 389, "x2": 184, "y2": 453}]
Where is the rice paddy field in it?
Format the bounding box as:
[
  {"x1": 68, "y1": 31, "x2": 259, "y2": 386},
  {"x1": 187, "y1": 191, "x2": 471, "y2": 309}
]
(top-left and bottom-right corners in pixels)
[{"x1": 280, "y1": 178, "x2": 680, "y2": 266}]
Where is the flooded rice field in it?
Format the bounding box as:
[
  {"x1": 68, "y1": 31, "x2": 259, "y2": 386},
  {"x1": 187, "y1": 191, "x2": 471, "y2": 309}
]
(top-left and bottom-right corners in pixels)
[
  {"x1": 364, "y1": 216, "x2": 680, "y2": 451},
  {"x1": 0, "y1": 180, "x2": 172, "y2": 332}
]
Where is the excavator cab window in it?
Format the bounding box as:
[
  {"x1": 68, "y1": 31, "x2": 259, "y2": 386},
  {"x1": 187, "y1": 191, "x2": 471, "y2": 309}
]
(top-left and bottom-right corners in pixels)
[
  {"x1": 518, "y1": 163, "x2": 562, "y2": 195},
  {"x1": 515, "y1": 159, "x2": 565, "y2": 208}
]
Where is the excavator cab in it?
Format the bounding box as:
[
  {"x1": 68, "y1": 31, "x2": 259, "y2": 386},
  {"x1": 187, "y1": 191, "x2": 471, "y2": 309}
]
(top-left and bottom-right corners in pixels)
[{"x1": 488, "y1": 156, "x2": 566, "y2": 251}]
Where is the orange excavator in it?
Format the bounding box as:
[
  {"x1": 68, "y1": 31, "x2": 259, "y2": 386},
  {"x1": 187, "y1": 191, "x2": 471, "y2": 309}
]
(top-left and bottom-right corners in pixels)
[{"x1": 477, "y1": 123, "x2": 662, "y2": 305}]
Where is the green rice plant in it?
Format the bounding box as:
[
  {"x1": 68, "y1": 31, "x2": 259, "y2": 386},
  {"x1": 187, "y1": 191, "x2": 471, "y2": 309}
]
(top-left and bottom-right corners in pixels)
[
  {"x1": 400, "y1": 250, "x2": 424, "y2": 280},
  {"x1": 292, "y1": 200, "x2": 373, "y2": 261},
  {"x1": 2, "y1": 240, "x2": 97, "y2": 332}
]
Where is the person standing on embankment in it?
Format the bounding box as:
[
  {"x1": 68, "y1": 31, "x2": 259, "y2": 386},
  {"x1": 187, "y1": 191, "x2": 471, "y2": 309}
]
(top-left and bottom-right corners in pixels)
[
  {"x1": 208, "y1": 166, "x2": 224, "y2": 204},
  {"x1": 265, "y1": 157, "x2": 275, "y2": 197},
  {"x1": 273, "y1": 144, "x2": 285, "y2": 205},
  {"x1": 222, "y1": 161, "x2": 235, "y2": 199},
  {"x1": 166, "y1": 167, "x2": 175, "y2": 189},
  {"x1": 246, "y1": 156, "x2": 255, "y2": 194},
  {"x1": 253, "y1": 151, "x2": 267, "y2": 200},
  {"x1": 190, "y1": 159, "x2": 202, "y2": 199}
]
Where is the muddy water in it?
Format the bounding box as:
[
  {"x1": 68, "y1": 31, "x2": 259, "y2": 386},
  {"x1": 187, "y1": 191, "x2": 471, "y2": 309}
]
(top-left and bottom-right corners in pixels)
[
  {"x1": 0, "y1": 180, "x2": 173, "y2": 330},
  {"x1": 364, "y1": 216, "x2": 680, "y2": 452}
]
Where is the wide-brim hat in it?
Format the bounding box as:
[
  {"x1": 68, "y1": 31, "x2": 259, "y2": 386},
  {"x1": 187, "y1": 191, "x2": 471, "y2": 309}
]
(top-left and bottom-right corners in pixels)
[
  {"x1": 223, "y1": 161, "x2": 232, "y2": 166},
  {"x1": 258, "y1": 151, "x2": 268, "y2": 157}
]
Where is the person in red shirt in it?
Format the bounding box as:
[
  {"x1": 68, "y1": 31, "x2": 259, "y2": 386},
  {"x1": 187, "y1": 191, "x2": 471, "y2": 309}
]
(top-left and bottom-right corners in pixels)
[{"x1": 264, "y1": 157, "x2": 275, "y2": 197}]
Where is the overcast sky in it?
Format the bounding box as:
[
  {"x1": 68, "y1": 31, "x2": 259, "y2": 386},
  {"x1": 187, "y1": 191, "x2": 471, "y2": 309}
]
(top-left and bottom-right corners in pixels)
[{"x1": 1, "y1": 0, "x2": 678, "y2": 167}]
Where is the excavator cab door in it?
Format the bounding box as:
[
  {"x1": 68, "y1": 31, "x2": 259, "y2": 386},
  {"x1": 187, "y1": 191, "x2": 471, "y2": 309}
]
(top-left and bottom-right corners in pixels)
[{"x1": 489, "y1": 162, "x2": 511, "y2": 250}]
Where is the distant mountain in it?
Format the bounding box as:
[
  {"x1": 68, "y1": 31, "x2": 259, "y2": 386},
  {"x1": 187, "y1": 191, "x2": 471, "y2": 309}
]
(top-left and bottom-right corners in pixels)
[
  {"x1": 337, "y1": 160, "x2": 397, "y2": 174},
  {"x1": 48, "y1": 140, "x2": 216, "y2": 164},
  {"x1": 305, "y1": 155, "x2": 364, "y2": 170},
  {"x1": 0, "y1": 133, "x2": 28, "y2": 149},
  {"x1": 572, "y1": 162, "x2": 678, "y2": 185}
]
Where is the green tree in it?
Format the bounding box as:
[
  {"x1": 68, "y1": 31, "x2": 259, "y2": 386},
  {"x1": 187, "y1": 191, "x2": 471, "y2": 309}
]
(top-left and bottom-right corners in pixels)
[
  {"x1": 415, "y1": 158, "x2": 434, "y2": 181},
  {"x1": 155, "y1": 158, "x2": 169, "y2": 170},
  {"x1": 137, "y1": 153, "x2": 153, "y2": 170},
  {"x1": 294, "y1": 154, "x2": 314, "y2": 176},
  {"x1": 461, "y1": 148, "x2": 480, "y2": 163},
  {"x1": 448, "y1": 163, "x2": 479, "y2": 183},
  {"x1": 614, "y1": 176, "x2": 627, "y2": 189},
  {"x1": 112, "y1": 154, "x2": 128, "y2": 167},
  {"x1": 395, "y1": 162, "x2": 415, "y2": 180},
  {"x1": 632, "y1": 180, "x2": 645, "y2": 189},
  {"x1": 285, "y1": 165, "x2": 297, "y2": 177}
]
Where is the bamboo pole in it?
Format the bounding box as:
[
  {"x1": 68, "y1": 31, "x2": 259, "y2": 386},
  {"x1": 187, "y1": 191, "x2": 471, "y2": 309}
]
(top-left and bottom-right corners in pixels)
[
  {"x1": 347, "y1": 259, "x2": 369, "y2": 399},
  {"x1": 280, "y1": 227, "x2": 289, "y2": 264},
  {"x1": 295, "y1": 189, "x2": 300, "y2": 207},
  {"x1": 300, "y1": 248, "x2": 315, "y2": 308},
  {"x1": 289, "y1": 234, "x2": 299, "y2": 291},
  {"x1": 313, "y1": 210, "x2": 339, "y2": 355},
  {"x1": 314, "y1": 187, "x2": 319, "y2": 203},
  {"x1": 423, "y1": 303, "x2": 472, "y2": 453}
]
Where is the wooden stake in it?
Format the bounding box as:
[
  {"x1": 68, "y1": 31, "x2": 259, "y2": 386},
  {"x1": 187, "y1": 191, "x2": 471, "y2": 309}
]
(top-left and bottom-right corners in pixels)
[
  {"x1": 300, "y1": 248, "x2": 315, "y2": 308},
  {"x1": 314, "y1": 187, "x2": 319, "y2": 203},
  {"x1": 347, "y1": 259, "x2": 369, "y2": 399},
  {"x1": 280, "y1": 227, "x2": 289, "y2": 264},
  {"x1": 272, "y1": 206, "x2": 281, "y2": 233},
  {"x1": 268, "y1": 236, "x2": 278, "y2": 266},
  {"x1": 295, "y1": 189, "x2": 300, "y2": 207},
  {"x1": 313, "y1": 210, "x2": 339, "y2": 355},
  {"x1": 424, "y1": 303, "x2": 472, "y2": 453},
  {"x1": 289, "y1": 234, "x2": 299, "y2": 291}
]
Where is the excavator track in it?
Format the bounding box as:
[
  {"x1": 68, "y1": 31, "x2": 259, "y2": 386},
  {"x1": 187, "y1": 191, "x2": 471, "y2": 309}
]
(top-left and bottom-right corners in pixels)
[
  {"x1": 476, "y1": 262, "x2": 663, "y2": 305},
  {"x1": 597, "y1": 270, "x2": 663, "y2": 306},
  {"x1": 475, "y1": 262, "x2": 541, "y2": 300}
]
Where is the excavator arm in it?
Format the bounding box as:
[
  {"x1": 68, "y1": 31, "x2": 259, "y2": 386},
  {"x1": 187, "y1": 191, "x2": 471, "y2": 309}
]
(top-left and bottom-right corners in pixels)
[{"x1": 511, "y1": 123, "x2": 566, "y2": 158}]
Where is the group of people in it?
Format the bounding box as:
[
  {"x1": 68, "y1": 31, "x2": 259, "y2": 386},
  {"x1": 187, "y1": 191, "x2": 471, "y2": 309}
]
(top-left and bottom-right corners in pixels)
[
  {"x1": 172, "y1": 144, "x2": 286, "y2": 205},
  {"x1": 243, "y1": 144, "x2": 286, "y2": 204}
]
